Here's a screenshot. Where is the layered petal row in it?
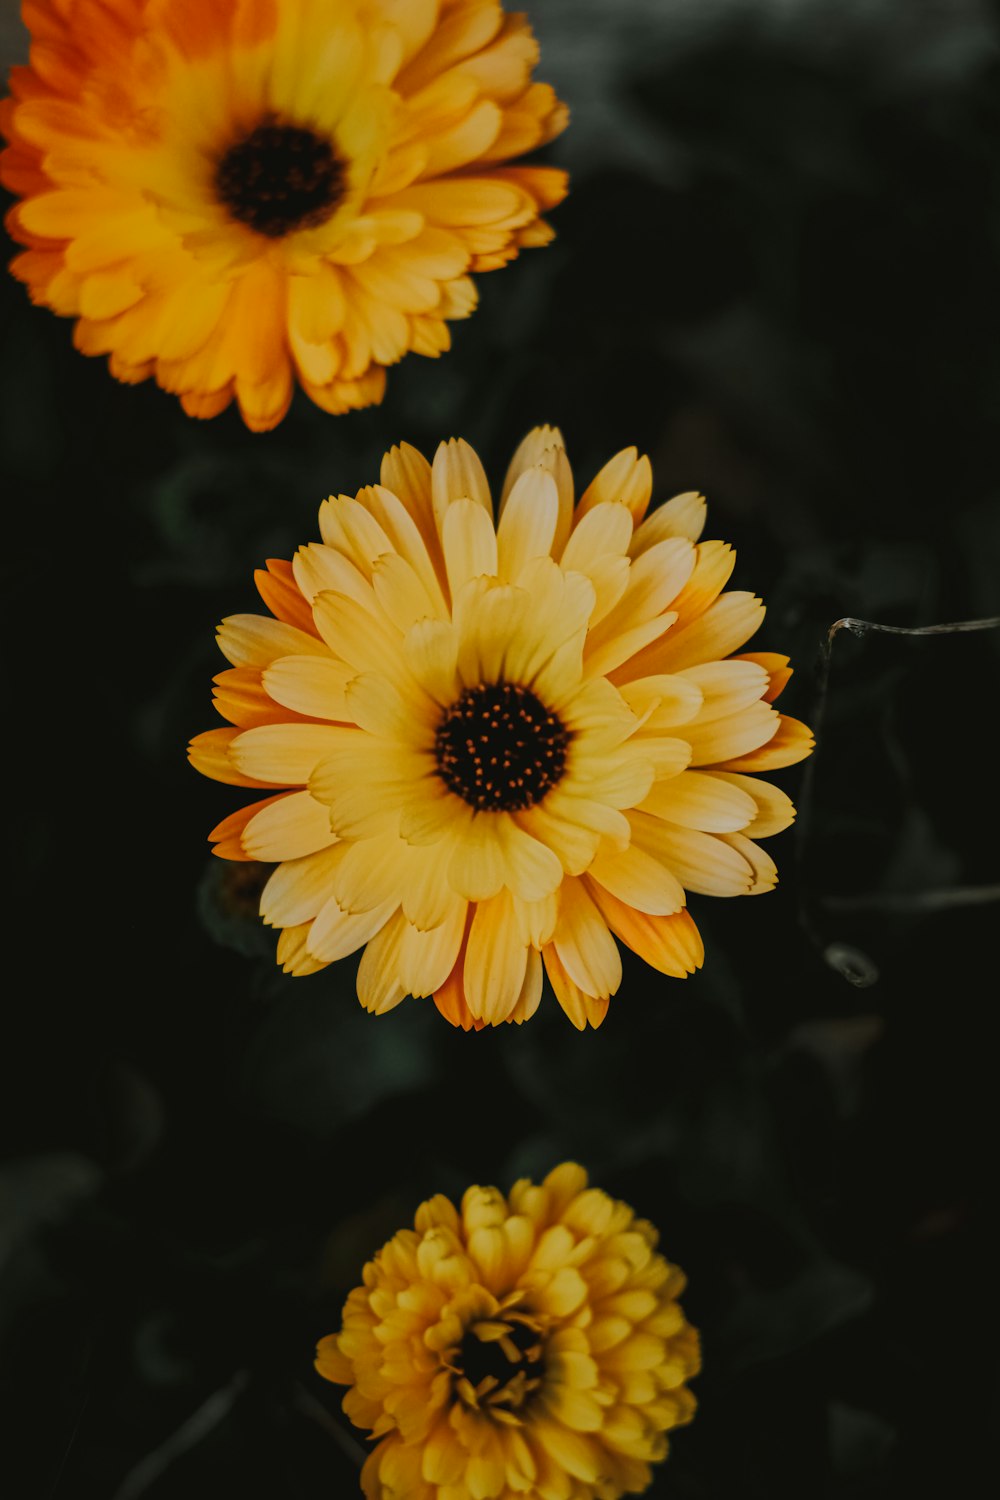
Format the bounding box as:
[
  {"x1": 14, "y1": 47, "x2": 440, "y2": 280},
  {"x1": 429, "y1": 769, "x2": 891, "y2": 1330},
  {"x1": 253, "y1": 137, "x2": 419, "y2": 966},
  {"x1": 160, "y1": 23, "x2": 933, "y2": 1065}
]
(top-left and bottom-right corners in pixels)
[
  {"x1": 191, "y1": 427, "x2": 814, "y2": 1028},
  {"x1": 2, "y1": 0, "x2": 568, "y2": 427}
]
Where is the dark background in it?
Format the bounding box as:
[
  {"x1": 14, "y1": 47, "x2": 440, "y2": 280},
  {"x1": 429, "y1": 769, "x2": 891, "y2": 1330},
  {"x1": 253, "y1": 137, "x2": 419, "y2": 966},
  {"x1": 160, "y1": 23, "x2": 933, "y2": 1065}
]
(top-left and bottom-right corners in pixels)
[{"x1": 2, "y1": 1, "x2": 999, "y2": 1496}]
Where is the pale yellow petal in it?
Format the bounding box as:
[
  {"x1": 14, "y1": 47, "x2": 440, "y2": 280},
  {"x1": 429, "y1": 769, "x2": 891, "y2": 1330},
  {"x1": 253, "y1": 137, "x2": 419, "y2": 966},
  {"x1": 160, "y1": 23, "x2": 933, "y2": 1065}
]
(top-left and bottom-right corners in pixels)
[
  {"x1": 679, "y1": 659, "x2": 770, "y2": 721},
  {"x1": 720, "y1": 832, "x2": 779, "y2": 894},
  {"x1": 432, "y1": 436, "x2": 492, "y2": 528},
  {"x1": 618, "y1": 674, "x2": 703, "y2": 729},
  {"x1": 584, "y1": 611, "x2": 678, "y2": 679},
  {"x1": 516, "y1": 803, "x2": 600, "y2": 876},
  {"x1": 399, "y1": 900, "x2": 468, "y2": 997},
  {"x1": 307, "y1": 894, "x2": 398, "y2": 965},
  {"x1": 630, "y1": 492, "x2": 707, "y2": 553},
  {"x1": 447, "y1": 816, "x2": 507, "y2": 901},
  {"x1": 563, "y1": 507, "x2": 632, "y2": 588},
  {"x1": 344, "y1": 671, "x2": 434, "y2": 741},
  {"x1": 587, "y1": 844, "x2": 686, "y2": 916},
  {"x1": 371, "y1": 552, "x2": 444, "y2": 631},
  {"x1": 640, "y1": 770, "x2": 758, "y2": 833},
  {"x1": 708, "y1": 771, "x2": 796, "y2": 837},
  {"x1": 331, "y1": 831, "x2": 409, "y2": 914},
  {"x1": 442, "y1": 497, "x2": 499, "y2": 596},
  {"x1": 464, "y1": 890, "x2": 528, "y2": 1023},
  {"x1": 230, "y1": 724, "x2": 356, "y2": 786},
  {"x1": 292, "y1": 542, "x2": 372, "y2": 608},
  {"x1": 317, "y1": 495, "x2": 394, "y2": 579},
  {"x1": 553, "y1": 879, "x2": 622, "y2": 999},
  {"x1": 403, "y1": 617, "x2": 460, "y2": 706},
  {"x1": 495, "y1": 467, "x2": 559, "y2": 580},
  {"x1": 260, "y1": 844, "x2": 348, "y2": 928},
  {"x1": 629, "y1": 812, "x2": 754, "y2": 897},
  {"x1": 495, "y1": 817, "x2": 564, "y2": 900},
  {"x1": 577, "y1": 447, "x2": 652, "y2": 523},
  {"x1": 261, "y1": 655, "x2": 354, "y2": 721},
  {"x1": 312, "y1": 589, "x2": 403, "y2": 671},
  {"x1": 683, "y1": 702, "x2": 780, "y2": 766},
  {"x1": 509, "y1": 947, "x2": 543, "y2": 1024},
  {"x1": 584, "y1": 538, "x2": 695, "y2": 661},
  {"x1": 355, "y1": 910, "x2": 409, "y2": 1015},
  {"x1": 501, "y1": 426, "x2": 573, "y2": 556},
  {"x1": 242, "y1": 789, "x2": 337, "y2": 861},
  {"x1": 361, "y1": 483, "x2": 448, "y2": 611},
  {"x1": 216, "y1": 614, "x2": 328, "y2": 669},
  {"x1": 717, "y1": 715, "x2": 814, "y2": 771}
]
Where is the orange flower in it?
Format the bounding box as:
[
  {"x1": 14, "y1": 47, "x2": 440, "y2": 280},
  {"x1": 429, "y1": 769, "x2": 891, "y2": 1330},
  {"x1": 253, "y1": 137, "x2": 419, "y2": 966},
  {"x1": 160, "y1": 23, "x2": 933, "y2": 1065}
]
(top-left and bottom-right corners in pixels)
[
  {"x1": 190, "y1": 429, "x2": 815, "y2": 1028},
  {"x1": 1, "y1": 0, "x2": 567, "y2": 429}
]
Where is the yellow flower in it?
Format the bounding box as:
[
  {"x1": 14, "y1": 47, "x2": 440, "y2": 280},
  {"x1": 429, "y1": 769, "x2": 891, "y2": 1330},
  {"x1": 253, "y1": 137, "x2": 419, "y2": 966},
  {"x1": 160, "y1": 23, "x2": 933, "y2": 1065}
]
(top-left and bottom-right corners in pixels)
[
  {"x1": 190, "y1": 427, "x2": 814, "y2": 1027},
  {"x1": 317, "y1": 1163, "x2": 700, "y2": 1500},
  {"x1": 1, "y1": 0, "x2": 567, "y2": 430}
]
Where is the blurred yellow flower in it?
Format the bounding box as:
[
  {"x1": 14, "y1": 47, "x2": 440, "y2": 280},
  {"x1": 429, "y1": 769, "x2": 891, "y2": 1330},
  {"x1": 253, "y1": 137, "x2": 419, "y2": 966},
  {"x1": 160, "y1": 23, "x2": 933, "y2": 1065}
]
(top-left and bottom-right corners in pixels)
[
  {"x1": 317, "y1": 1162, "x2": 700, "y2": 1500},
  {"x1": 190, "y1": 427, "x2": 813, "y2": 1027},
  {"x1": 1, "y1": 0, "x2": 567, "y2": 429}
]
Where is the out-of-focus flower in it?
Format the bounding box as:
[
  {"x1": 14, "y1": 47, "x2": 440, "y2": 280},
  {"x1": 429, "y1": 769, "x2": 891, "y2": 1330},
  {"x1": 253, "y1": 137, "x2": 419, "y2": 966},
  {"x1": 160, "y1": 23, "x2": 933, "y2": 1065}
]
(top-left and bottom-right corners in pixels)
[
  {"x1": 190, "y1": 427, "x2": 814, "y2": 1026},
  {"x1": 317, "y1": 1162, "x2": 700, "y2": 1500},
  {"x1": 1, "y1": 0, "x2": 567, "y2": 429}
]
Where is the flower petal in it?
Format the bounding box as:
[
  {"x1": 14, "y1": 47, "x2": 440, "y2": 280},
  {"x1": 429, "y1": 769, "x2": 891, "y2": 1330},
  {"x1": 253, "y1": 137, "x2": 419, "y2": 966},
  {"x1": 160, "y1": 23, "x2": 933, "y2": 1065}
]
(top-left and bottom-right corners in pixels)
[
  {"x1": 495, "y1": 467, "x2": 559, "y2": 580},
  {"x1": 553, "y1": 879, "x2": 622, "y2": 999},
  {"x1": 464, "y1": 890, "x2": 528, "y2": 1023}
]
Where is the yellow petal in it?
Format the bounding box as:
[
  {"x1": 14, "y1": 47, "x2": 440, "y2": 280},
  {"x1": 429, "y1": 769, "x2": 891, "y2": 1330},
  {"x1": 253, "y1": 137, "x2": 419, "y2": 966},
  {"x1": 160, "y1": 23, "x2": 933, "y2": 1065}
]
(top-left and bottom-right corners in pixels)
[
  {"x1": 242, "y1": 789, "x2": 338, "y2": 861},
  {"x1": 629, "y1": 813, "x2": 754, "y2": 897},
  {"x1": 230, "y1": 724, "x2": 354, "y2": 786},
  {"x1": 261, "y1": 655, "x2": 354, "y2": 721},
  {"x1": 432, "y1": 436, "x2": 492, "y2": 527},
  {"x1": 577, "y1": 446, "x2": 652, "y2": 523},
  {"x1": 630, "y1": 491, "x2": 707, "y2": 553},
  {"x1": 622, "y1": 592, "x2": 765, "y2": 677},
  {"x1": 260, "y1": 845, "x2": 348, "y2": 928},
  {"x1": 586, "y1": 886, "x2": 704, "y2": 978},
  {"x1": 442, "y1": 497, "x2": 499, "y2": 596},
  {"x1": 217, "y1": 614, "x2": 329, "y2": 670},
  {"x1": 307, "y1": 894, "x2": 398, "y2": 965},
  {"x1": 640, "y1": 770, "x2": 758, "y2": 833},
  {"x1": 495, "y1": 467, "x2": 559, "y2": 580},
  {"x1": 683, "y1": 701, "x2": 780, "y2": 767},
  {"x1": 464, "y1": 890, "x2": 528, "y2": 1023},
  {"x1": 553, "y1": 880, "x2": 622, "y2": 999},
  {"x1": 356, "y1": 910, "x2": 409, "y2": 1015},
  {"x1": 587, "y1": 844, "x2": 685, "y2": 916},
  {"x1": 708, "y1": 771, "x2": 796, "y2": 837}
]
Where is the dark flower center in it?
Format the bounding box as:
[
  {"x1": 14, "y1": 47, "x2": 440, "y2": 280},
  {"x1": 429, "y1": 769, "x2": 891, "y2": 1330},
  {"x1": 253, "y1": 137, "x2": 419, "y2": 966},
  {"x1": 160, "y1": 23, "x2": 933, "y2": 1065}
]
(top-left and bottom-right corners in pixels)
[
  {"x1": 215, "y1": 118, "x2": 345, "y2": 238},
  {"x1": 434, "y1": 682, "x2": 571, "y2": 812},
  {"x1": 457, "y1": 1319, "x2": 544, "y2": 1407}
]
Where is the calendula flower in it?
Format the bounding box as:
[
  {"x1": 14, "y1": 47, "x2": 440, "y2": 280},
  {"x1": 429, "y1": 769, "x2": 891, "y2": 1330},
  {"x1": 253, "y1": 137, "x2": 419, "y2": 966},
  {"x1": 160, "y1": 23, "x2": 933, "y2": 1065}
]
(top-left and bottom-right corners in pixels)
[
  {"x1": 317, "y1": 1162, "x2": 700, "y2": 1500},
  {"x1": 190, "y1": 427, "x2": 813, "y2": 1027},
  {"x1": 1, "y1": 1, "x2": 567, "y2": 430}
]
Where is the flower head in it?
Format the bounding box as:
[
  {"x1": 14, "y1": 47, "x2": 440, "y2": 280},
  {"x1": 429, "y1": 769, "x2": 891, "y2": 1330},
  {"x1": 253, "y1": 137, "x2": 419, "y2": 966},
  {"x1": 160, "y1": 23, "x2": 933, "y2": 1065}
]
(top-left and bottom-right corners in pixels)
[
  {"x1": 190, "y1": 427, "x2": 814, "y2": 1027},
  {"x1": 317, "y1": 1162, "x2": 700, "y2": 1500},
  {"x1": 1, "y1": 0, "x2": 567, "y2": 430}
]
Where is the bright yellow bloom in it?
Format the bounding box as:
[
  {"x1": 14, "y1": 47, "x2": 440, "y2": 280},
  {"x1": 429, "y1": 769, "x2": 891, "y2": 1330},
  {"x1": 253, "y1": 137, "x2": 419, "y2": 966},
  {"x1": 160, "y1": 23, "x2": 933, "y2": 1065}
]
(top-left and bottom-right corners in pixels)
[
  {"x1": 1, "y1": 0, "x2": 567, "y2": 430},
  {"x1": 317, "y1": 1163, "x2": 700, "y2": 1500},
  {"x1": 190, "y1": 428, "x2": 814, "y2": 1027}
]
